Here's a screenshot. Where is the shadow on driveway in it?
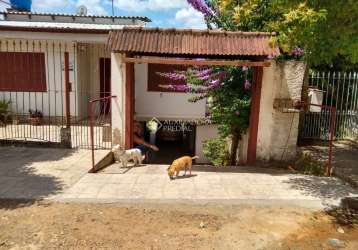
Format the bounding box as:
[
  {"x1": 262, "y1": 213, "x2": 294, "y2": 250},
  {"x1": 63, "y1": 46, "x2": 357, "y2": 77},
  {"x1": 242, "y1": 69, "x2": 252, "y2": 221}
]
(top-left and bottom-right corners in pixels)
[
  {"x1": 283, "y1": 175, "x2": 356, "y2": 200},
  {"x1": 0, "y1": 146, "x2": 96, "y2": 209}
]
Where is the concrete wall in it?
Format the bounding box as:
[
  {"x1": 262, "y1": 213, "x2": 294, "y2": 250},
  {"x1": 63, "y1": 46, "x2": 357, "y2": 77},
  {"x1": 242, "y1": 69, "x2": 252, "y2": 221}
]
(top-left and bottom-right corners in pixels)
[
  {"x1": 134, "y1": 63, "x2": 207, "y2": 120},
  {"x1": 257, "y1": 61, "x2": 306, "y2": 161},
  {"x1": 111, "y1": 53, "x2": 126, "y2": 146}
]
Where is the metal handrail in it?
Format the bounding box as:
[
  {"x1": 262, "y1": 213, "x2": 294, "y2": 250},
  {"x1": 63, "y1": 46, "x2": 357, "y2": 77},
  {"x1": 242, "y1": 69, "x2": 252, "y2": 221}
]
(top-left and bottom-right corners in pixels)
[
  {"x1": 89, "y1": 95, "x2": 117, "y2": 171},
  {"x1": 304, "y1": 102, "x2": 337, "y2": 176}
]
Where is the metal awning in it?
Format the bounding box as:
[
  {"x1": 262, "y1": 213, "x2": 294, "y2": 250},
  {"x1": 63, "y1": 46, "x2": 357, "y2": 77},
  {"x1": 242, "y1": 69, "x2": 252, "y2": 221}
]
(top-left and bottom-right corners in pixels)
[{"x1": 107, "y1": 27, "x2": 280, "y2": 59}]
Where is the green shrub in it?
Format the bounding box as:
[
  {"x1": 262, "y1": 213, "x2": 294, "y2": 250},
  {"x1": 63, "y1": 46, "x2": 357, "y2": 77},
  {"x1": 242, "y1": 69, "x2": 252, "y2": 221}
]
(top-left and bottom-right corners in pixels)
[
  {"x1": 294, "y1": 153, "x2": 326, "y2": 176},
  {"x1": 202, "y1": 138, "x2": 230, "y2": 166},
  {"x1": 0, "y1": 100, "x2": 11, "y2": 124}
]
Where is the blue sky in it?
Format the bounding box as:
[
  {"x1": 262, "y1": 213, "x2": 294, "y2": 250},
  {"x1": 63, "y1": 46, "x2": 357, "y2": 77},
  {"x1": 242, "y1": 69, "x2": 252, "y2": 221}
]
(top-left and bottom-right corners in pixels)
[{"x1": 0, "y1": 0, "x2": 207, "y2": 28}]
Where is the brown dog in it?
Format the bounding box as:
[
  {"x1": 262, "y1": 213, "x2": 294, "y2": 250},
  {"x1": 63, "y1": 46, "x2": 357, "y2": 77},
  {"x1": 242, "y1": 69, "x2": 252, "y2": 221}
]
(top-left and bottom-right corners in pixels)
[{"x1": 167, "y1": 156, "x2": 199, "y2": 180}]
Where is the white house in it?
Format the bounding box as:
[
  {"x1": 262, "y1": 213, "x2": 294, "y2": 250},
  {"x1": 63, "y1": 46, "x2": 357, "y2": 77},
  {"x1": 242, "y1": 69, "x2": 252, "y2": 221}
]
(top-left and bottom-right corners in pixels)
[
  {"x1": 0, "y1": 11, "x2": 215, "y2": 162},
  {"x1": 0, "y1": 11, "x2": 148, "y2": 119},
  {"x1": 0, "y1": 12, "x2": 306, "y2": 166}
]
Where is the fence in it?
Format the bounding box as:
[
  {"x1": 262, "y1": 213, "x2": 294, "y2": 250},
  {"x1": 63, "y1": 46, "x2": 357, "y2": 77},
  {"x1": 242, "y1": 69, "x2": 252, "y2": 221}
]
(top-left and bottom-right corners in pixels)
[
  {"x1": 0, "y1": 39, "x2": 113, "y2": 149},
  {"x1": 89, "y1": 95, "x2": 116, "y2": 171},
  {"x1": 300, "y1": 71, "x2": 358, "y2": 141}
]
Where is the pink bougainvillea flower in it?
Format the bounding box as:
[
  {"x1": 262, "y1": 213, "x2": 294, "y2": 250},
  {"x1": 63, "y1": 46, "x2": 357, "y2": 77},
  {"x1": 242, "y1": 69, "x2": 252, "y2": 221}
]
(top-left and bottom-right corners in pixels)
[
  {"x1": 198, "y1": 74, "x2": 211, "y2": 81},
  {"x1": 158, "y1": 72, "x2": 186, "y2": 81},
  {"x1": 194, "y1": 68, "x2": 213, "y2": 77},
  {"x1": 208, "y1": 79, "x2": 221, "y2": 88},
  {"x1": 292, "y1": 47, "x2": 304, "y2": 57},
  {"x1": 187, "y1": 0, "x2": 214, "y2": 17},
  {"x1": 213, "y1": 71, "x2": 227, "y2": 79},
  {"x1": 235, "y1": 111, "x2": 240, "y2": 116},
  {"x1": 244, "y1": 80, "x2": 251, "y2": 90},
  {"x1": 172, "y1": 84, "x2": 191, "y2": 91},
  {"x1": 242, "y1": 66, "x2": 249, "y2": 72}
]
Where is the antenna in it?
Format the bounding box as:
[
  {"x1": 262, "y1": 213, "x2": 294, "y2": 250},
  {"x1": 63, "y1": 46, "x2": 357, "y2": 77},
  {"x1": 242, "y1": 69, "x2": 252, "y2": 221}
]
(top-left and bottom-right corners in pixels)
[
  {"x1": 76, "y1": 5, "x2": 88, "y2": 16},
  {"x1": 111, "y1": 0, "x2": 115, "y2": 16}
]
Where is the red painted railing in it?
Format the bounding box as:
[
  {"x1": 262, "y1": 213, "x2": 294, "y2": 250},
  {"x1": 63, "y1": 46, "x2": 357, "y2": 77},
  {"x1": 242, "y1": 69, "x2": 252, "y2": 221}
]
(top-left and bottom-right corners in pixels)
[
  {"x1": 306, "y1": 103, "x2": 337, "y2": 175},
  {"x1": 88, "y1": 95, "x2": 117, "y2": 171}
]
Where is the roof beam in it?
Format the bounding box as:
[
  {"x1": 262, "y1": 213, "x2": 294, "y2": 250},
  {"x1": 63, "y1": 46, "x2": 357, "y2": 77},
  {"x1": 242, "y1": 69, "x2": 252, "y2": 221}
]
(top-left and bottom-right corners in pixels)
[{"x1": 122, "y1": 57, "x2": 271, "y2": 67}]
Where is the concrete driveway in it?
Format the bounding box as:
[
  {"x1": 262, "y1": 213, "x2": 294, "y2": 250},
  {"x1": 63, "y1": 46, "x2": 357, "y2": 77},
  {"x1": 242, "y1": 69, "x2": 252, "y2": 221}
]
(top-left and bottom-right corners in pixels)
[
  {"x1": 60, "y1": 163, "x2": 358, "y2": 208},
  {"x1": 0, "y1": 146, "x2": 107, "y2": 200},
  {"x1": 0, "y1": 147, "x2": 357, "y2": 208}
]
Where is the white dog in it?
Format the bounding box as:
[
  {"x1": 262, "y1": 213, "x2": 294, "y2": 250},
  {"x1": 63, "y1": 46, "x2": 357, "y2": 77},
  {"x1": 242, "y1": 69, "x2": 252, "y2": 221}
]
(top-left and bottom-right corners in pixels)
[{"x1": 112, "y1": 145, "x2": 144, "y2": 168}]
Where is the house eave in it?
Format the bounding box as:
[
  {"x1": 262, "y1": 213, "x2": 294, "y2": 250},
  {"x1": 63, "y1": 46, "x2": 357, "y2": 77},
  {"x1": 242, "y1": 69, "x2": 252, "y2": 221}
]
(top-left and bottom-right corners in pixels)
[{"x1": 0, "y1": 26, "x2": 112, "y2": 34}]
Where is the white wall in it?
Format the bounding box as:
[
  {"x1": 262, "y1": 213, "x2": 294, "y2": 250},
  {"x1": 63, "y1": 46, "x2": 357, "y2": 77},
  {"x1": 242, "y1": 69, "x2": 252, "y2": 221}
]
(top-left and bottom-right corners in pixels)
[
  {"x1": 76, "y1": 43, "x2": 110, "y2": 118},
  {"x1": 257, "y1": 61, "x2": 305, "y2": 161},
  {"x1": 0, "y1": 31, "x2": 109, "y2": 43},
  {"x1": 134, "y1": 63, "x2": 207, "y2": 120},
  {"x1": 195, "y1": 124, "x2": 219, "y2": 164},
  {"x1": 111, "y1": 53, "x2": 126, "y2": 146}
]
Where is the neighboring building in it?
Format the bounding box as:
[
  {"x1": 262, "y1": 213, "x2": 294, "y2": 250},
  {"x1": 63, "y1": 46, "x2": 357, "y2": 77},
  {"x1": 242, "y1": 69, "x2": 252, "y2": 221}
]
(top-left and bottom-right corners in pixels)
[{"x1": 0, "y1": 11, "x2": 149, "y2": 119}]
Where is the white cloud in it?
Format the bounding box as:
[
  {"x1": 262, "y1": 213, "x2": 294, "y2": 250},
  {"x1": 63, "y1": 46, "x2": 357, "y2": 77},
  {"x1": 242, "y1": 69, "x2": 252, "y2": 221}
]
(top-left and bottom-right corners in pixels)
[
  {"x1": 0, "y1": 0, "x2": 208, "y2": 29},
  {"x1": 0, "y1": 0, "x2": 74, "y2": 12},
  {"x1": 115, "y1": 0, "x2": 186, "y2": 12},
  {"x1": 175, "y1": 7, "x2": 206, "y2": 29},
  {"x1": 76, "y1": 0, "x2": 108, "y2": 15},
  {"x1": 32, "y1": 0, "x2": 74, "y2": 10},
  {"x1": 0, "y1": 2, "x2": 8, "y2": 12},
  {"x1": 31, "y1": 0, "x2": 107, "y2": 15}
]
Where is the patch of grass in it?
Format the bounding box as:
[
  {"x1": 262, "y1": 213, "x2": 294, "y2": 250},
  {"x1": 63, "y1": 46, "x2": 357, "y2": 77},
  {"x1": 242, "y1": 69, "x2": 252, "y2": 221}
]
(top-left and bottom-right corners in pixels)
[
  {"x1": 293, "y1": 152, "x2": 326, "y2": 176},
  {"x1": 0, "y1": 100, "x2": 11, "y2": 125}
]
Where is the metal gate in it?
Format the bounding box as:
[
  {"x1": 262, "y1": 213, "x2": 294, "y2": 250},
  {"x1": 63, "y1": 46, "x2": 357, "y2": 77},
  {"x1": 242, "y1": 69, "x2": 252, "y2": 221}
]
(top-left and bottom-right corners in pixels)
[
  {"x1": 300, "y1": 71, "x2": 358, "y2": 140},
  {"x1": 0, "y1": 39, "x2": 113, "y2": 149}
]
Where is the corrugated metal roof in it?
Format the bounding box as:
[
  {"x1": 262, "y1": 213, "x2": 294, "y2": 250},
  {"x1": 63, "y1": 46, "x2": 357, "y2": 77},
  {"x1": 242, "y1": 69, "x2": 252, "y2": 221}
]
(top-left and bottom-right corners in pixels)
[
  {"x1": 107, "y1": 27, "x2": 280, "y2": 57},
  {"x1": 0, "y1": 11, "x2": 151, "y2": 22}
]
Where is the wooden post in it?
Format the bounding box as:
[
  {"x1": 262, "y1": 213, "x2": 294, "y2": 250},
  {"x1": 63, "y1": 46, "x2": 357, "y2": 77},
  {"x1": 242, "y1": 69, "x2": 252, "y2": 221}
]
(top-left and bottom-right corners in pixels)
[
  {"x1": 64, "y1": 52, "x2": 71, "y2": 128},
  {"x1": 247, "y1": 67, "x2": 263, "y2": 165},
  {"x1": 125, "y1": 62, "x2": 134, "y2": 149}
]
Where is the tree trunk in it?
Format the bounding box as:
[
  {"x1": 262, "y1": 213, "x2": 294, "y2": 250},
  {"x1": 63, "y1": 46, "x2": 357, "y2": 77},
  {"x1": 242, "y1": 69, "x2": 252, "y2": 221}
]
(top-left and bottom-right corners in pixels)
[{"x1": 230, "y1": 127, "x2": 240, "y2": 166}]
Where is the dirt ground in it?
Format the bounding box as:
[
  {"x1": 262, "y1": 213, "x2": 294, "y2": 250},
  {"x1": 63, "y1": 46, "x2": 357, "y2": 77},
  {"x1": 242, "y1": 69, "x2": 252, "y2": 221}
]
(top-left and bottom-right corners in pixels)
[{"x1": 0, "y1": 200, "x2": 357, "y2": 250}]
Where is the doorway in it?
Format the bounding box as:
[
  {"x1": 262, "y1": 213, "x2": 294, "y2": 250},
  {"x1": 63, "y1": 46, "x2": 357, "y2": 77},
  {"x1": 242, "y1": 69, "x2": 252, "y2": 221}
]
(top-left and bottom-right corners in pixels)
[
  {"x1": 142, "y1": 121, "x2": 196, "y2": 164},
  {"x1": 99, "y1": 58, "x2": 111, "y2": 114}
]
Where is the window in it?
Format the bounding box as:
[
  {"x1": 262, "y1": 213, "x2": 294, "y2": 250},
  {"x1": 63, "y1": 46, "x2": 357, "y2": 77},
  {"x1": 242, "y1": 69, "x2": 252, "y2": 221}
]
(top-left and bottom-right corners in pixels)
[
  {"x1": 0, "y1": 52, "x2": 47, "y2": 92},
  {"x1": 147, "y1": 63, "x2": 188, "y2": 92}
]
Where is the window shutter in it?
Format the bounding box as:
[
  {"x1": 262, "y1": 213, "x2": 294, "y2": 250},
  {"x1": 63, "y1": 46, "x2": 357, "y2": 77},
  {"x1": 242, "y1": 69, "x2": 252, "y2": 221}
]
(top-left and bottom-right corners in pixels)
[{"x1": 0, "y1": 52, "x2": 47, "y2": 92}]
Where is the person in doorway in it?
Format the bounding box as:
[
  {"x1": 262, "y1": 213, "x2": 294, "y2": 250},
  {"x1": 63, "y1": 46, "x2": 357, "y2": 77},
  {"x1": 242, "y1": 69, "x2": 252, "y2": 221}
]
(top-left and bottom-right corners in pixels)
[{"x1": 133, "y1": 121, "x2": 159, "y2": 157}]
